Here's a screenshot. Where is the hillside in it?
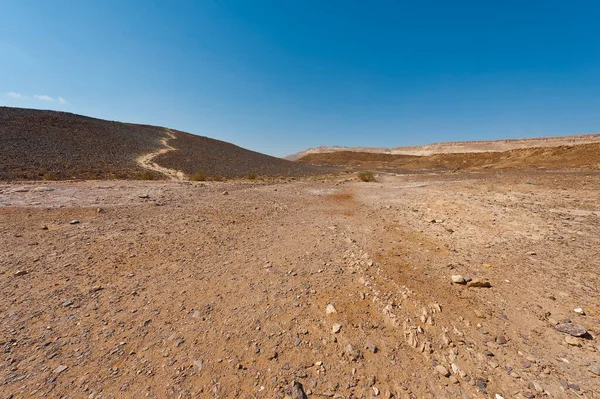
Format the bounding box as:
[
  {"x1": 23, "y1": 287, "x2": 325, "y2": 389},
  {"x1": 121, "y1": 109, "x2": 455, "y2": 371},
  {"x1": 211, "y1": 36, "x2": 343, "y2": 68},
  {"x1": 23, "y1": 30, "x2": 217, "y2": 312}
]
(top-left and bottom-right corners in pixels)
[
  {"x1": 298, "y1": 142, "x2": 600, "y2": 171},
  {"x1": 0, "y1": 107, "x2": 322, "y2": 181},
  {"x1": 286, "y1": 134, "x2": 600, "y2": 160}
]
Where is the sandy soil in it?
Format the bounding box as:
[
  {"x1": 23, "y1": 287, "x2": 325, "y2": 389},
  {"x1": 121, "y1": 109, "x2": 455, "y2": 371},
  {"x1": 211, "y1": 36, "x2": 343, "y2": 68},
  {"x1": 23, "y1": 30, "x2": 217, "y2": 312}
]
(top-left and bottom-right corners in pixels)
[{"x1": 1, "y1": 169, "x2": 599, "y2": 399}]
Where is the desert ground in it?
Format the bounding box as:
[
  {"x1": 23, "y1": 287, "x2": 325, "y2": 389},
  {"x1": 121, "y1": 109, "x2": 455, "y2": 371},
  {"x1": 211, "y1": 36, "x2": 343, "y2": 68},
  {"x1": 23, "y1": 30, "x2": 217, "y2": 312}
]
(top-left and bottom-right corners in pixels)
[{"x1": 1, "y1": 168, "x2": 599, "y2": 399}]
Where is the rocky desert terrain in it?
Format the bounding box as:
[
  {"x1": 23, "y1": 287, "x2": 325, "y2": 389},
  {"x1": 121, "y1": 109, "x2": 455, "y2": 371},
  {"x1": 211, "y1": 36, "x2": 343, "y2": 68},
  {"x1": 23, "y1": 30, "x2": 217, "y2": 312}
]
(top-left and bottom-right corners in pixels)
[
  {"x1": 286, "y1": 134, "x2": 600, "y2": 160},
  {"x1": 1, "y1": 167, "x2": 599, "y2": 399},
  {"x1": 0, "y1": 107, "x2": 320, "y2": 181}
]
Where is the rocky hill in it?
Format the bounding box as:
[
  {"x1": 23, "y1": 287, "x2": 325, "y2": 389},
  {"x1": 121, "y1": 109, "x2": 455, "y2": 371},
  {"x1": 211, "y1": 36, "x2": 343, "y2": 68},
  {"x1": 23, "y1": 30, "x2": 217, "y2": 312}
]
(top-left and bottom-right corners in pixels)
[{"x1": 0, "y1": 107, "x2": 322, "y2": 180}]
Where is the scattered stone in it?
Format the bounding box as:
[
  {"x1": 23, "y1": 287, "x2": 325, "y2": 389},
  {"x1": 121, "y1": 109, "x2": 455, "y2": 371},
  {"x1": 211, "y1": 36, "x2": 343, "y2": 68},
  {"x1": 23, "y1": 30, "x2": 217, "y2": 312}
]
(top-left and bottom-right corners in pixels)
[
  {"x1": 41, "y1": 225, "x2": 48, "y2": 230},
  {"x1": 326, "y1": 304, "x2": 337, "y2": 315},
  {"x1": 62, "y1": 300, "x2": 73, "y2": 307},
  {"x1": 574, "y1": 308, "x2": 585, "y2": 315},
  {"x1": 53, "y1": 365, "x2": 68, "y2": 374},
  {"x1": 372, "y1": 386, "x2": 380, "y2": 396},
  {"x1": 89, "y1": 286, "x2": 103, "y2": 293},
  {"x1": 451, "y1": 275, "x2": 467, "y2": 284},
  {"x1": 565, "y1": 336, "x2": 580, "y2": 346},
  {"x1": 286, "y1": 380, "x2": 308, "y2": 399},
  {"x1": 222, "y1": 191, "x2": 229, "y2": 196},
  {"x1": 522, "y1": 391, "x2": 534, "y2": 398},
  {"x1": 495, "y1": 395, "x2": 505, "y2": 399},
  {"x1": 14, "y1": 270, "x2": 28, "y2": 276},
  {"x1": 555, "y1": 321, "x2": 587, "y2": 337},
  {"x1": 475, "y1": 378, "x2": 487, "y2": 392},
  {"x1": 193, "y1": 360, "x2": 203, "y2": 371},
  {"x1": 97, "y1": 208, "x2": 105, "y2": 213},
  {"x1": 138, "y1": 194, "x2": 150, "y2": 199},
  {"x1": 467, "y1": 279, "x2": 491, "y2": 288},
  {"x1": 69, "y1": 220, "x2": 80, "y2": 225},
  {"x1": 345, "y1": 344, "x2": 363, "y2": 361},
  {"x1": 495, "y1": 336, "x2": 508, "y2": 345},
  {"x1": 332, "y1": 323, "x2": 342, "y2": 334},
  {"x1": 435, "y1": 365, "x2": 450, "y2": 377},
  {"x1": 589, "y1": 364, "x2": 600, "y2": 376}
]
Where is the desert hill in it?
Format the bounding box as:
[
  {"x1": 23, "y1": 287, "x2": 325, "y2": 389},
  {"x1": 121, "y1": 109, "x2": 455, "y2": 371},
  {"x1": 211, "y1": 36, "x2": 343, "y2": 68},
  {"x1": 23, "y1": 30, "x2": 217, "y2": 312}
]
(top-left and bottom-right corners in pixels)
[
  {"x1": 286, "y1": 134, "x2": 600, "y2": 160},
  {"x1": 0, "y1": 107, "x2": 321, "y2": 181},
  {"x1": 298, "y1": 142, "x2": 600, "y2": 171}
]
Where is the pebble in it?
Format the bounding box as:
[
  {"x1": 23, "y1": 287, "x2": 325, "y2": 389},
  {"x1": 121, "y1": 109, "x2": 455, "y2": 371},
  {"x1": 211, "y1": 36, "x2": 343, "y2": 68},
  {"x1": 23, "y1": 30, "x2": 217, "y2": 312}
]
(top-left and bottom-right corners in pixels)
[
  {"x1": 467, "y1": 279, "x2": 491, "y2": 288},
  {"x1": 555, "y1": 321, "x2": 587, "y2": 337},
  {"x1": 286, "y1": 380, "x2": 308, "y2": 399},
  {"x1": 372, "y1": 386, "x2": 380, "y2": 396},
  {"x1": 345, "y1": 344, "x2": 363, "y2": 361},
  {"x1": 574, "y1": 307, "x2": 585, "y2": 315},
  {"x1": 451, "y1": 275, "x2": 467, "y2": 284},
  {"x1": 475, "y1": 378, "x2": 487, "y2": 392},
  {"x1": 332, "y1": 323, "x2": 342, "y2": 334},
  {"x1": 193, "y1": 360, "x2": 203, "y2": 371},
  {"x1": 222, "y1": 191, "x2": 229, "y2": 195},
  {"x1": 326, "y1": 304, "x2": 337, "y2": 315},
  {"x1": 565, "y1": 336, "x2": 580, "y2": 346},
  {"x1": 522, "y1": 391, "x2": 534, "y2": 398},
  {"x1": 62, "y1": 300, "x2": 73, "y2": 307},
  {"x1": 435, "y1": 365, "x2": 450, "y2": 377},
  {"x1": 589, "y1": 364, "x2": 600, "y2": 376},
  {"x1": 53, "y1": 365, "x2": 68, "y2": 374},
  {"x1": 69, "y1": 220, "x2": 80, "y2": 224},
  {"x1": 14, "y1": 270, "x2": 28, "y2": 276},
  {"x1": 495, "y1": 336, "x2": 508, "y2": 345}
]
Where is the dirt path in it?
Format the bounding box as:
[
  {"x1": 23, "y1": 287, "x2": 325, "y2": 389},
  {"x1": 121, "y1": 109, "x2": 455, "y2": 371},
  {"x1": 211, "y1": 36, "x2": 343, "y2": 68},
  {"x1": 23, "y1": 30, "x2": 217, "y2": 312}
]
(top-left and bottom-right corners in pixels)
[{"x1": 136, "y1": 129, "x2": 186, "y2": 180}]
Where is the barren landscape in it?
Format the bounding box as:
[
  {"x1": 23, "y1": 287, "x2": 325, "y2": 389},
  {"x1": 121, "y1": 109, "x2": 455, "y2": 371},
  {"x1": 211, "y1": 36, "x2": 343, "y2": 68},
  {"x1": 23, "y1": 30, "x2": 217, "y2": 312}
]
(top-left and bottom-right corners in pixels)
[{"x1": 1, "y1": 167, "x2": 599, "y2": 398}]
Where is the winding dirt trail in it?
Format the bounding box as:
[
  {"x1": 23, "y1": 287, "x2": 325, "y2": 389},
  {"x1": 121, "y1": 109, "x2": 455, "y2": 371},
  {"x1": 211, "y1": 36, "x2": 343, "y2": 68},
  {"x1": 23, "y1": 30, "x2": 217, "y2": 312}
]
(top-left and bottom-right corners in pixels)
[{"x1": 136, "y1": 129, "x2": 186, "y2": 180}]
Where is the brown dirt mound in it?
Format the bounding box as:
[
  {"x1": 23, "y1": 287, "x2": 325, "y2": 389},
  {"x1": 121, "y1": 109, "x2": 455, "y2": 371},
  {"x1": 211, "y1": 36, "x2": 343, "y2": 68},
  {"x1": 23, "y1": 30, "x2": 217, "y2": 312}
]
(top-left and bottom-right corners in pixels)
[
  {"x1": 0, "y1": 107, "x2": 325, "y2": 181},
  {"x1": 298, "y1": 143, "x2": 600, "y2": 171}
]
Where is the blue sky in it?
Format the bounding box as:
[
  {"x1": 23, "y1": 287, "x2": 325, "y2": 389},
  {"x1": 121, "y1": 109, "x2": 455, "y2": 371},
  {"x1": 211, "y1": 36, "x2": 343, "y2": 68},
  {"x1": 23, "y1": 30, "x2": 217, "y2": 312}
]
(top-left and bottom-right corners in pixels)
[{"x1": 2, "y1": 1, "x2": 600, "y2": 157}]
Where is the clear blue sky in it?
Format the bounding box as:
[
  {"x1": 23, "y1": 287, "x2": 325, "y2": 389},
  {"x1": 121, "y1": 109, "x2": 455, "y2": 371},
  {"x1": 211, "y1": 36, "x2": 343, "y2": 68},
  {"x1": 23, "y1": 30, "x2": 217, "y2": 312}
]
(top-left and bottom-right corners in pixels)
[{"x1": 2, "y1": 1, "x2": 599, "y2": 157}]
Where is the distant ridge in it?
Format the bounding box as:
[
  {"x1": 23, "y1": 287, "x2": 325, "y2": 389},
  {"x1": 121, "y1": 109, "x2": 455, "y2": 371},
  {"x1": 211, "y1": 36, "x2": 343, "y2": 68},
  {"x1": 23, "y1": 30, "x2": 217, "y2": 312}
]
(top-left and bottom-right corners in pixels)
[{"x1": 286, "y1": 134, "x2": 600, "y2": 161}]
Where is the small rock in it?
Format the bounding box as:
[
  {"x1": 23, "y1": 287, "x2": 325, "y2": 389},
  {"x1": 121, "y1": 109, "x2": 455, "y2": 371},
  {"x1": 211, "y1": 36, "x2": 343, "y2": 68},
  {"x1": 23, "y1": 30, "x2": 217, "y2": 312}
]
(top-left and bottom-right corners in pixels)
[
  {"x1": 574, "y1": 308, "x2": 585, "y2": 315},
  {"x1": 62, "y1": 300, "x2": 73, "y2": 307},
  {"x1": 475, "y1": 378, "x2": 487, "y2": 392},
  {"x1": 467, "y1": 279, "x2": 491, "y2": 288},
  {"x1": 345, "y1": 344, "x2": 363, "y2": 361},
  {"x1": 522, "y1": 391, "x2": 534, "y2": 398},
  {"x1": 555, "y1": 321, "x2": 587, "y2": 337},
  {"x1": 41, "y1": 225, "x2": 48, "y2": 230},
  {"x1": 138, "y1": 194, "x2": 150, "y2": 199},
  {"x1": 193, "y1": 360, "x2": 203, "y2": 371},
  {"x1": 14, "y1": 270, "x2": 28, "y2": 276},
  {"x1": 222, "y1": 191, "x2": 229, "y2": 196},
  {"x1": 332, "y1": 324, "x2": 342, "y2": 334},
  {"x1": 286, "y1": 380, "x2": 308, "y2": 399},
  {"x1": 326, "y1": 304, "x2": 337, "y2": 315},
  {"x1": 451, "y1": 275, "x2": 467, "y2": 284},
  {"x1": 69, "y1": 220, "x2": 80, "y2": 225},
  {"x1": 565, "y1": 336, "x2": 580, "y2": 346},
  {"x1": 435, "y1": 365, "x2": 450, "y2": 377},
  {"x1": 589, "y1": 364, "x2": 600, "y2": 376},
  {"x1": 372, "y1": 386, "x2": 380, "y2": 396},
  {"x1": 53, "y1": 365, "x2": 68, "y2": 374},
  {"x1": 495, "y1": 395, "x2": 505, "y2": 399},
  {"x1": 496, "y1": 336, "x2": 508, "y2": 345}
]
